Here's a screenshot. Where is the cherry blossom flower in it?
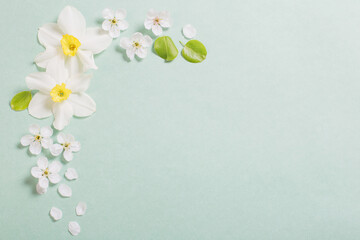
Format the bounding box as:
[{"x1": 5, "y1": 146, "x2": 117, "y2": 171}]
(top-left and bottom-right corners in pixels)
[
  {"x1": 31, "y1": 157, "x2": 62, "y2": 190},
  {"x1": 119, "y1": 32, "x2": 152, "y2": 60},
  {"x1": 20, "y1": 124, "x2": 53, "y2": 155},
  {"x1": 102, "y1": 8, "x2": 128, "y2": 38},
  {"x1": 35, "y1": 6, "x2": 112, "y2": 74},
  {"x1": 144, "y1": 9, "x2": 171, "y2": 36},
  {"x1": 26, "y1": 58, "x2": 96, "y2": 130},
  {"x1": 50, "y1": 133, "x2": 80, "y2": 161}
]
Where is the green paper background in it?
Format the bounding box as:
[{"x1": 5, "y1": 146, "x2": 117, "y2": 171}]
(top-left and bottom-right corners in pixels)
[{"x1": 1, "y1": 0, "x2": 360, "y2": 239}]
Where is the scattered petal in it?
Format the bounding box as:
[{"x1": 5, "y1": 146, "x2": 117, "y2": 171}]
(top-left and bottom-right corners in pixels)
[
  {"x1": 50, "y1": 207, "x2": 63, "y2": 221},
  {"x1": 65, "y1": 168, "x2": 78, "y2": 180},
  {"x1": 68, "y1": 221, "x2": 81, "y2": 236},
  {"x1": 58, "y1": 184, "x2": 72, "y2": 197},
  {"x1": 182, "y1": 24, "x2": 197, "y2": 39},
  {"x1": 76, "y1": 202, "x2": 87, "y2": 216}
]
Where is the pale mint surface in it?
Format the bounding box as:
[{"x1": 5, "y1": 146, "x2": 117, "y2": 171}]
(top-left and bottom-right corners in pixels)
[{"x1": 1, "y1": 0, "x2": 360, "y2": 239}]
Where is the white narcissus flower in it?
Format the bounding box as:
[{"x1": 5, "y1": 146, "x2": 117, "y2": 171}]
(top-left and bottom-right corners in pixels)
[
  {"x1": 35, "y1": 6, "x2": 112, "y2": 74},
  {"x1": 50, "y1": 133, "x2": 80, "y2": 161},
  {"x1": 144, "y1": 9, "x2": 171, "y2": 36},
  {"x1": 31, "y1": 157, "x2": 62, "y2": 190},
  {"x1": 102, "y1": 8, "x2": 128, "y2": 38},
  {"x1": 20, "y1": 124, "x2": 53, "y2": 155},
  {"x1": 26, "y1": 58, "x2": 96, "y2": 130},
  {"x1": 119, "y1": 32, "x2": 152, "y2": 60}
]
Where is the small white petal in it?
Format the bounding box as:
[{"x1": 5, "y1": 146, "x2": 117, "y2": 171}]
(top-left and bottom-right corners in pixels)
[
  {"x1": 29, "y1": 141, "x2": 42, "y2": 155},
  {"x1": 143, "y1": 35, "x2": 153, "y2": 48},
  {"x1": 63, "y1": 150, "x2": 73, "y2": 162},
  {"x1": 37, "y1": 156, "x2": 48, "y2": 169},
  {"x1": 48, "y1": 173, "x2": 61, "y2": 184},
  {"x1": 144, "y1": 19, "x2": 153, "y2": 30},
  {"x1": 50, "y1": 207, "x2": 62, "y2": 221},
  {"x1": 146, "y1": 9, "x2": 157, "y2": 19},
  {"x1": 109, "y1": 25, "x2": 121, "y2": 38},
  {"x1": 49, "y1": 161, "x2": 62, "y2": 173},
  {"x1": 70, "y1": 141, "x2": 81, "y2": 152},
  {"x1": 50, "y1": 144, "x2": 63, "y2": 156},
  {"x1": 41, "y1": 137, "x2": 53, "y2": 149},
  {"x1": 117, "y1": 20, "x2": 129, "y2": 31},
  {"x1": 21, "y1": 135, "x2": 34, "y2": 146},
  {"x1": 68, "y1": 221, "x2": 81, "y2": 236},
  {"x1": 119, "y1": 37, "x2": 131, "y2": 49},
  {"x1": 136, "y1": 47, "x2": 147, "y2": 58},
  {"x1": 152, "y1": 24, "x2": 162, "y2": 36},
  {"x1": 102, "y1": 20, "x2": 111, "y2": 31},
  {"x1": 65, "y1": 168, "x2": 78, "y2": 180},
  {"x1": 76, "y1": 202, "x2": 87, "y2": 216},
  {"x1": 57, "y1": 132, "x2": 66, "y2": 143},
  {"x1": 40, "y1": 126, "x2": 53, "y2": 138},
  {"x1": 65, "y1": 134, "x2": 75, "y2": 142},
  {"x1": 182, "y1": 24, "x2": 197, "y2": 39},
  {"x1": 126, "y1": 48, "x2": 135, "y2": 60},
  {"x1": 115, "y1": 8, "x2": 127, "y2": 20},
  {"x1": 31, "y1": 167, "x2": 43, "y2": 178},
  {"x1": 36, "y1": 183, "x2": 47, "y2": 194},
  {"x1": 38, "y1": 177, "x2": 49, "y2": 189},
  {"x1": 29, "y1": 124, "x2": 40, "y2": 135},
  {"x1": 58, "y1": 184, "x2": 72, "y2": 197},
  {"x1": 102, "y1": 8, "x2": 114, "y2": 19}
]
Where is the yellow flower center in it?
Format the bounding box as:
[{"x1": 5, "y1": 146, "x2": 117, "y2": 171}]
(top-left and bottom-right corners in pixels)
[
  {"x1": 154, "y1": 17, "x2": 161, "y2": 24},
  {"x1": 43, "y1": 168, "x2": 49, "y2": 177},
  {"x1": 133, "y1": 41, "x2": 141, "y2": 48},
  {"x1": 60, "y1": 34, "x2": 81, "y2": 56},
  {"x1": 35, "y1": 135, "x2": 41, "y2": 141},
  {"x1": 111, "y1": 18, "x2": 117, "y2": 24},
  {"x1": 50, "y1": 83, "x2": 72, "y2": 102},
  {"x1": 62, "y1": 142, "x2": 70, "y2": 149}
]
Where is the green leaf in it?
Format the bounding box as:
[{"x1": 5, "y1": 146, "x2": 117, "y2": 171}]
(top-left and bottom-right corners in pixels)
[
  {"x1": 154, "y1": 36, "x2": 178, "y2": 61},
  {"x1": 10, "y1": 91, "x2": 32, "y2": 111},
  {"x1": 181, "y1": 40, "x2": 207, "y2": 63}
]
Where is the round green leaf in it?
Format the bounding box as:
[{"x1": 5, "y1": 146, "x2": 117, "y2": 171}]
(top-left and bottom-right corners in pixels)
[
  {"x1": 181, "y1": 40, "x2": 207, "y2": 63},
  {"x1": 154, "y1": 36, "x2": 178, "y2": 61},
  {"x1": 10, "y1": 91, "x2": 32, "y2": 111}
]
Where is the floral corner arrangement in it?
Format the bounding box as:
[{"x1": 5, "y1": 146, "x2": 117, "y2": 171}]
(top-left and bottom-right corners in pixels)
[{"x1": 10, "y1": 5, "x2": 208, "y2": 236}]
